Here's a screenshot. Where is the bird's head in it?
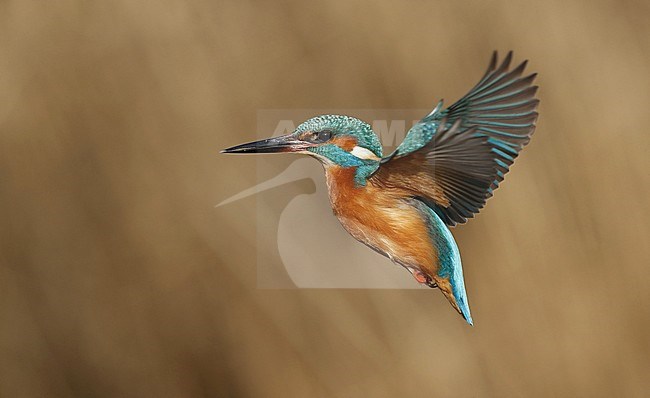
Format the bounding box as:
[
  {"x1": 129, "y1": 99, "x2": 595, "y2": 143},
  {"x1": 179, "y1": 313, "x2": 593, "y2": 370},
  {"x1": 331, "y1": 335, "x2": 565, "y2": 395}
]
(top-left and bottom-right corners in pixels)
[{"x1": 222, "y1": 115, "x2": 382, "y2": 185}]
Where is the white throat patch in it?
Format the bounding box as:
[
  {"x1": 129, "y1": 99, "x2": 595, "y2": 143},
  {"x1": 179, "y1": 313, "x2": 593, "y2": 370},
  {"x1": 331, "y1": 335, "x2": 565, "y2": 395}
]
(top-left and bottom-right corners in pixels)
[{"x1": 350, "y1": 146, "x2": 380, "y2": 161}]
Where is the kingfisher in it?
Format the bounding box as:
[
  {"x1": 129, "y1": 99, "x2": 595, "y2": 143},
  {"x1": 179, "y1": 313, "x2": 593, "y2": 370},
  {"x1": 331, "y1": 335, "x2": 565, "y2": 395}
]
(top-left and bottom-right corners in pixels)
[{"x1": 222, "y1": 52, "x2": 538, "y2": 324}]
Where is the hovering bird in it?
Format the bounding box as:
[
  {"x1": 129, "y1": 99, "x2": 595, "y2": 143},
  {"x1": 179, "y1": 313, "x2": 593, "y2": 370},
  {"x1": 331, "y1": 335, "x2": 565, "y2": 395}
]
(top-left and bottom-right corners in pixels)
[{"x1": 222, "y1": 52, "x2": 538, "y2": 324}]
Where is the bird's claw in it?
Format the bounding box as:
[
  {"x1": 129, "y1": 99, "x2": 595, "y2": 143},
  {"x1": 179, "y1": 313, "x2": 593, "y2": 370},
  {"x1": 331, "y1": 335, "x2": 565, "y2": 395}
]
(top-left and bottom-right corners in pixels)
[{"x1": 410, "y1": 268, "x2": 438, "y2": 288}]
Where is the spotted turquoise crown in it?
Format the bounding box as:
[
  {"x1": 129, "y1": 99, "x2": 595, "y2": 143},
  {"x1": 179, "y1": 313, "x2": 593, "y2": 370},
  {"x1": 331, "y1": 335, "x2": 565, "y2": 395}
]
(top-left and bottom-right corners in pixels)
[
  {"x1": 295, "y1": 115, "x2": 382, "y2": 187},
  {"x1": 295, "y1": 115, "x2": 383, "y2": 158}
]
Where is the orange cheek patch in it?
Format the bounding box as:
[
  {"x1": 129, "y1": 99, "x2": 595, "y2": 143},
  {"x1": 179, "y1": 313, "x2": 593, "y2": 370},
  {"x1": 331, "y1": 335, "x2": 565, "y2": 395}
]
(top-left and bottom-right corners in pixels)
[{"x1": 330, "y1": 136, "x2": 358, "y2": 151}]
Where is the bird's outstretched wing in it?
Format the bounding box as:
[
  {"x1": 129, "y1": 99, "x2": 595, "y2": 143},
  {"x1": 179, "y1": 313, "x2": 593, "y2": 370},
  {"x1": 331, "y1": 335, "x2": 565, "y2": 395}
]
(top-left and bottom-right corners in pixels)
[{"x1": 374, "y1": 51, "x2": 539, "y2": 226}]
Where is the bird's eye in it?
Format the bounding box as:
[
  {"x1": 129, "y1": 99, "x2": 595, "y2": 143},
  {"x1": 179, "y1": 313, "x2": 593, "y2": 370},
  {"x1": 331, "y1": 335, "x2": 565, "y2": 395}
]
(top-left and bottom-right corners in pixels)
[{"x1": 314, "y1": 130, "x2": 332, "y2": 142}]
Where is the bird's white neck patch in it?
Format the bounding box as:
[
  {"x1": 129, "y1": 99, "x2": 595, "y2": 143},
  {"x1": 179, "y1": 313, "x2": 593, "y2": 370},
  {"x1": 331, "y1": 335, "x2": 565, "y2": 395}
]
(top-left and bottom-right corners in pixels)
[{"x1": 351, "y1": 146, "x2": 380, "y2": 161}]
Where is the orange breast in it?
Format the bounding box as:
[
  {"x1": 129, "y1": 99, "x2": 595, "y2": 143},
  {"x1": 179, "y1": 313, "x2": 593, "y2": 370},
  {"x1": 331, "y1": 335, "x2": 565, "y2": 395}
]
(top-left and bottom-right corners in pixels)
[{"x1": 324, "y1": 166, "x2": 439, "y2": 276}]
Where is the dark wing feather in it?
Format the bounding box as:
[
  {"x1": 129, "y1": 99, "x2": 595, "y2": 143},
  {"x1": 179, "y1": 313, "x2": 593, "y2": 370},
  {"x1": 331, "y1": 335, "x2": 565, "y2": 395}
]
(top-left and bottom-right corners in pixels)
[
  {"x1": 442, "y1": 51, "x2": 538, "y2": 148},
  {"x1": 375, "y1": 52, "x2": 539, "y2": 226},
  {"x1": 372, "y1": 120, "x2": 499, "y2": 226}
]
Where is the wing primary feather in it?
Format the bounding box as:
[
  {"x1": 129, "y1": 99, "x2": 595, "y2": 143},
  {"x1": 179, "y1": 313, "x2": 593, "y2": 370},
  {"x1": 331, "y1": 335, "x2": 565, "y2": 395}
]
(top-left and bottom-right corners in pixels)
[
  {"x1": 467, "y1": 61, "x2": 527, "y2": 101},
  {"x1": 466, "y1": 51, "x2": 498, "y2": 93},
  {"x1": 374, "y1": 51, "x2": 538, "y2": 226},
  {"x1": 469, "y1": 71, "x2": 535, "y2": 102}
]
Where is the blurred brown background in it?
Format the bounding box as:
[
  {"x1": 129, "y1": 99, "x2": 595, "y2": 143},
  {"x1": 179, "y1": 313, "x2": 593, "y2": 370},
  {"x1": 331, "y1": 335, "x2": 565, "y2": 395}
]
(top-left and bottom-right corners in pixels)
[{"x1": 1, "y1": 0, "x2": 649, "y2": 397}]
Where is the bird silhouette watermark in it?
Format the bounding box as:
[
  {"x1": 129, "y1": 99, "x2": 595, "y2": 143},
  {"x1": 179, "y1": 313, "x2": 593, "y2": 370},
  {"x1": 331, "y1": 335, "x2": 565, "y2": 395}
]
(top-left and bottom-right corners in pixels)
[{"x1": 217, "y1": 109, "x2": 428, "y2": 289}]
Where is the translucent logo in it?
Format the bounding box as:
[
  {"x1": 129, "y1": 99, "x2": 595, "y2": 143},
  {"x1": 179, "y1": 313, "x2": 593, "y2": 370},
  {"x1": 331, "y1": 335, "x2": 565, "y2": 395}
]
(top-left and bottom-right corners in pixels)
[{"x1": 218, "y1": 109, "x2": 430, "y2": 288}]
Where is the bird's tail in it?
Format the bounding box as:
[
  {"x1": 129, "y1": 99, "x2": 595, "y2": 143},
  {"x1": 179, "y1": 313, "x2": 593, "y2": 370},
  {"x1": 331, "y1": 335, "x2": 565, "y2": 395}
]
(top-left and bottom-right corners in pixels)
[
  {"x1": 412, "y1": 199, "x2": 473, "y2": 325},
  {"x1": 433, "y1": 275, "x2": 473, "y2": 326}
]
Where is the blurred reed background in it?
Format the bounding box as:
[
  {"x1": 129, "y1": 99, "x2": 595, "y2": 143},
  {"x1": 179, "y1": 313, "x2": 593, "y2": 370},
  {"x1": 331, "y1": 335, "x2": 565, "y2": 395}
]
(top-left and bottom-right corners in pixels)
[{"x1": 0, "y1": 0, "x2": 649, "y2": 397}]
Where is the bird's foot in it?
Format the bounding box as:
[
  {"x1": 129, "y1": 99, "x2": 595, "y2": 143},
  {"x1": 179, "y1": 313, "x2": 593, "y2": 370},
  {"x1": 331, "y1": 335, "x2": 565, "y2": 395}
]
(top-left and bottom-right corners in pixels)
[{"x1": 412, "y1": 269, "x2": 438, "y2": 288}]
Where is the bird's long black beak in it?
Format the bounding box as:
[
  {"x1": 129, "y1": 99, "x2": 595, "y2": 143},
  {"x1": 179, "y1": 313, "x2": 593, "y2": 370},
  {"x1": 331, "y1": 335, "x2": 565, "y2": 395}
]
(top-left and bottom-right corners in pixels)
[{"x1": 221, "y1": 133, "x2": 311, "y2": 154}]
